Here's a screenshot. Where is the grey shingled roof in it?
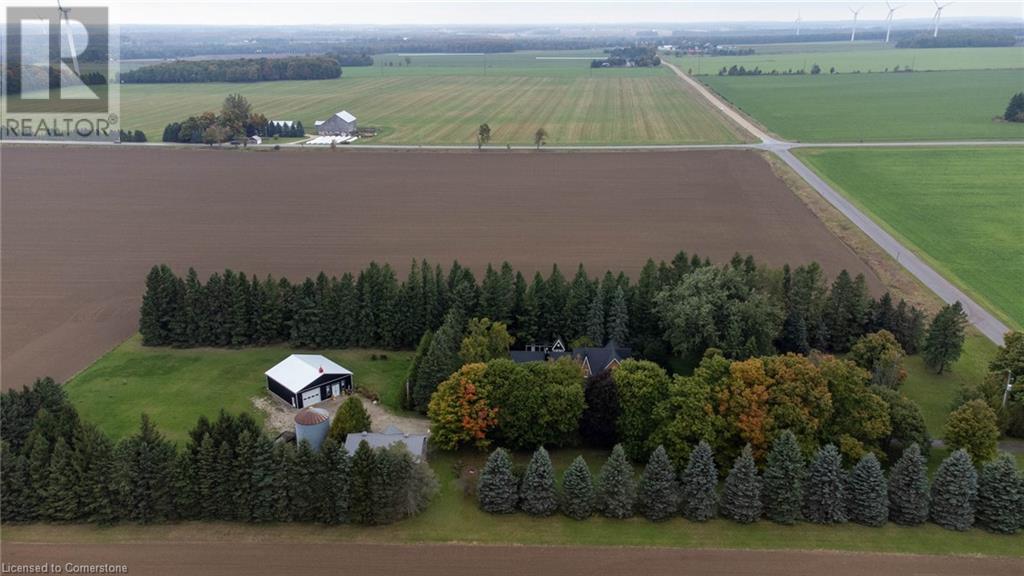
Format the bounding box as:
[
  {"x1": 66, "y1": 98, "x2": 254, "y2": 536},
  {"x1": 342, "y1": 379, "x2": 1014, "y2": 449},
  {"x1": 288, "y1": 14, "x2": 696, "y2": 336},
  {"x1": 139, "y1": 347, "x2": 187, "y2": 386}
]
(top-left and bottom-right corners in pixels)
[{"x1": 345, "y1": 429, "x2": 427, "y2": 459}]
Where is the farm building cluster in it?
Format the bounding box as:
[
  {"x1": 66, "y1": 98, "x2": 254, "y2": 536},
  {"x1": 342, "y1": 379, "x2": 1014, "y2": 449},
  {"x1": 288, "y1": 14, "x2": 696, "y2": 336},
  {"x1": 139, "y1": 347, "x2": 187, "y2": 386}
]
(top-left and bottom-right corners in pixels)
[
  {"x1": 306, "y1": 110, "x2": 359, "y2": 145},
  {"x1": 266, "y1": 353, "x2": 429, "y2": 460}
]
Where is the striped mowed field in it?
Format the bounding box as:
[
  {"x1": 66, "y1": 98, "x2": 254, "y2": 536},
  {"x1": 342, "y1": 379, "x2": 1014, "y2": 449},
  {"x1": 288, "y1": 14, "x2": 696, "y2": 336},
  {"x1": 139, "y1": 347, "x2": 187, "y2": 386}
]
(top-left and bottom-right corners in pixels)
[{"x1": 117, "y1": 56, "x2": 750, "y2": 145}]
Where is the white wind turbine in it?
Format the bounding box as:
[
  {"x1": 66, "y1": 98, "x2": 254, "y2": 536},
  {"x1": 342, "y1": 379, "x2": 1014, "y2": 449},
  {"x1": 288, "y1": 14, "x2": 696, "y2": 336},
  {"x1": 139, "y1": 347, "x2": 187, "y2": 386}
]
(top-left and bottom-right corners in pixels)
[
  {"x1": 795, "y1": 10, "x2": 802, "y2": 36},
  {"x1": 884, "y1": 2, "x2": 904, "y2": 44},
  {"x1": 932, "y1": 1, "x2": 953, "y2": 38},
  {"x1": 57, "y1": 0, "x2": 80, "y2": 76},
  {"x1": 849, "y1": 7, "x2": 864, "y2": 42}
]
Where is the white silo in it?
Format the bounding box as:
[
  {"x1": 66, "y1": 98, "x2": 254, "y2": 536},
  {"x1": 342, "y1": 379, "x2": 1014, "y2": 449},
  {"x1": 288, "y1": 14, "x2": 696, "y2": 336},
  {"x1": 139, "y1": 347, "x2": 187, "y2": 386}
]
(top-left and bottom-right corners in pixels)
[{"x1": 294, "y1": 407, "x2": 330, "y2": 451}]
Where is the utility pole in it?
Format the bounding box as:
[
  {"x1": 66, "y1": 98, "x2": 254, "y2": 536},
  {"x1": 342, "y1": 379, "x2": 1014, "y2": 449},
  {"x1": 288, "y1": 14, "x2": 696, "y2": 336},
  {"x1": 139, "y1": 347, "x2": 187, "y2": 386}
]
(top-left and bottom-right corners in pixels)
[{"x1": 1003, "y1": 369, "x2": 1015, "y2": 407}]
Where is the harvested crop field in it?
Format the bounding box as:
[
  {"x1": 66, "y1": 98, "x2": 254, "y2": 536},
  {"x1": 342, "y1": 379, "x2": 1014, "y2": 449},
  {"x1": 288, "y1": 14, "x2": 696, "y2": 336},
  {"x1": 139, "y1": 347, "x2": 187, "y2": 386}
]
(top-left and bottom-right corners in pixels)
[{"x1": 1, "y1": 146, "x2": 877, "y2": 388}]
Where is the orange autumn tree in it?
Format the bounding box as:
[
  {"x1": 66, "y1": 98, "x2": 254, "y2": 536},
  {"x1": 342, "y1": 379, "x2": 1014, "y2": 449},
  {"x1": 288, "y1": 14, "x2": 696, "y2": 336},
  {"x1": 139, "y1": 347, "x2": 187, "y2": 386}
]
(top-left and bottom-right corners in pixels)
[{"x1": 427, "y1": 363, "x2": 498, "y2": 450}]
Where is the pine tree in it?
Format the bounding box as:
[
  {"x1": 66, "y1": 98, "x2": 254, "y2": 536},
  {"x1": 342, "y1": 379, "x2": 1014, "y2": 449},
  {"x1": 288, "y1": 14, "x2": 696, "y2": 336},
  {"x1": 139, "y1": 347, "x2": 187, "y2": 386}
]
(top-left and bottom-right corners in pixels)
[
  {"x1": 1, "y1": 442, "x2": 28, "y2": 522},
  {"x1": 349, "y1": 440, "x2": 378, "y2": 524},
  {"x1": 585, "y1": 286, "x2": 606, "y2": 345},
  {"x1": 561, "y1": 455, "x2": 594, "y2": 520},
  {"x1": 196, "y1": 434, "x2": 218, "y2": 519},
  {"x1": 847, "y1": 453, "x2": 888, "y2": 527},
  {"x1": 249, "y1": 434, "x2": 277, "y2": 523},
  {"x1": 520, "y1": 447, "x2": 559, "y2": 517},
  {"x1": 606, "y1": 286, "x2": 629, "y2": 345},
  {"x1": 43, "y1": 436, "x2": 80, "y2": 521},
  {"x1": 478, "y1": 447, "x2": 517, "y2": 514},
  {"x1": 762, "y1": 431, "x2": 805, "y2": 525},
  {"x1": 923, "y1": 302, "x2": 968, "y2": 374},
  {"x1": 680, "y1": 440, "x2": 718, "y2": 522},
  {"x1": 803, "y1": 444, "x2": 847, "y2": 524},
  {"x1": 318, "y1": 439, "x2": 351, "y2": 524},
  {"x1": 329, "y1": 396, "x2": 372, "y2": 442},
  {"x1": 412, "y1": 308, "x2": 465, "y2": 412},
  {"x1": 595, "y1": 444, "x2": 636, "y2": 519},
  {"x1": 232, "y1": 430, "x2": 257, "y2": 522},
  {"x1": 25, "y1": 433, "x2": 51, "y2": 521},
  {"x1": 638, "y1": 445, "x2": 679, "y2": 522},
  {"x1": 721, "y1": 444, "x2": 762, "y2": 524},
  {"x1": 290, "y1": 440, "x2": 318, "y2": 522},
  {"x1": 270, "y1": 443, "x2": 293, "y2": 522},
  {"x1": 114, "y1": 414, "x2": 178, "y2": 523},
  {"x1": 887, "y1": 443, "x2": 929, "y2": 525},
  {"x1": 976, "y1": 453, "x2": 1022, "y2": 534},
  {"x1": 930, "y1": 449, "x2": 977, "y2": 531},
  {"x1": 566, "y1": 265, "x2": 595, "y2": 342}
]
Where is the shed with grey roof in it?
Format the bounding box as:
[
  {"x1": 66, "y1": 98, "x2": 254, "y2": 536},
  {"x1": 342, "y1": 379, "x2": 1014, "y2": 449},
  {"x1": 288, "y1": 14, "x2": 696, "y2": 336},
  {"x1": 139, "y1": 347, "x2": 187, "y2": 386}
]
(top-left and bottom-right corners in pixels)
[{"x1": 345, "y1": 427, "x2": 428, "y2": 462}]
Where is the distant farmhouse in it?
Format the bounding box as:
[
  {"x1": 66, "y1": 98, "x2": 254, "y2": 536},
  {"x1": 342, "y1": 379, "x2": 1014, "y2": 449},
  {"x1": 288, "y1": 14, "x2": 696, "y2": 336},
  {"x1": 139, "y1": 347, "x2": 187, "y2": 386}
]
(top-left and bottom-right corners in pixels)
[
  {"x1": 315, "y1": 110, "x2": 357, "y2": 136},
  {"x1": 511, "y1": 339, "x2": 631, "y2": 378},
  {"x1": 266, "y1": 354, "x2": 353, "y2": 408},
  {"x1": 345, "y1": 426, "x2": 428, "y2": 462}
]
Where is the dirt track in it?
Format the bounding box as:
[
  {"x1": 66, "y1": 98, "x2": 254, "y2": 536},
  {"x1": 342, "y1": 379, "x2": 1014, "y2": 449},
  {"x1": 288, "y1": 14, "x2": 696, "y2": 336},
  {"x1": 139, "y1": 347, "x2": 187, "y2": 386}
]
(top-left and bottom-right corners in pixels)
[
  {"x1": 1, "y1": 146, "x2": 878, "y2": 389},
  {"x1": 2, "y1": 542, "x2": 1020, "y2": 576}
]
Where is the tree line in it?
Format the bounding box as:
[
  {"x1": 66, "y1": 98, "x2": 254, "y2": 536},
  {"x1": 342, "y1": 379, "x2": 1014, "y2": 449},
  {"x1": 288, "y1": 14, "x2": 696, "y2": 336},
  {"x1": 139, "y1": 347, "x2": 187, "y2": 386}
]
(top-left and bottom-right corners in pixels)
[
  {"x1": 896, "y1": 31, "x2": 1017, "y2": 49},
  {"x1": 139, "y1": 252, "x2": 929, "y2": 367},
  {"x1": 0, "y1": 379, "x2": 436, "y2": 526},
  {"x1": 121, "y1": 57, "x2": 341, "y2": 84},
  {"x1": 475, "y1": 436, "x2": 1023, "y2": 534}
]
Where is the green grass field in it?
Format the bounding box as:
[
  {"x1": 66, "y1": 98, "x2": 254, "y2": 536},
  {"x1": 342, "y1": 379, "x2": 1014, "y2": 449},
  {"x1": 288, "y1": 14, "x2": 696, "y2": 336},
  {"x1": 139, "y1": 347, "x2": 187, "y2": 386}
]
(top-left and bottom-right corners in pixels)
[
  {"x1": 673, "y1": 46, "x2": 1024, "y2": 75},
  {"x1": 702, "y1": 69, "x2": 1024, "y2": 142},
  {"x1": 115, "y1": 52, "x2": 747, "y2": 145},
  {"x1": 796, "y1": 147, "x2": 1024, "y2": 328},
  {"x1": 902, "y1": 332, "x2": 999, "y2": 437},
  {"x1": 65, "y1": 336, "x2": 411, "y2": 444}
]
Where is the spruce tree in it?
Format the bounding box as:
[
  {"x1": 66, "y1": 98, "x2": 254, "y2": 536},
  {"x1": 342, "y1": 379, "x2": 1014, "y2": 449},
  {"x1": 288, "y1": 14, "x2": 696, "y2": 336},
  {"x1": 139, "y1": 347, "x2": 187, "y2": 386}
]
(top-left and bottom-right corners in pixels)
[
  {"x1": 930, "y1": 449, "x2": 977, "y2": 531},
  {"x1": 232, "y1": 430, "x2": 257, "y2": 522},
  {"x1": 638, "y1": 445, "x2": 680, "y2": 522},
  {"x1": 43, "y1": 436, "x2": 80, "y2": 521},
  {"x1": 923, "y1": 302, "x2": 968, "y2": 374},
  {"x1": 887, "y1": 443, "x2": 929, "y2": 525},
  {"x1": 561, "y1": 456, "x2": 594, "y2": 520},
  {"x1": 196, "y1": 434, "x2": 218, "y2": 519},
  {"x1": 976, "y1": 453, "x2": 1020, "y2": 534},
  {"x1": 803, "y1": 444, "x2": 847, "y2": 524},
  {"x1": 606, "y1": 286, "x2": 629, "y2": 345},
  {"x1": 249, "y1": 434, "x2": 277, "y2": 523},
  {"x1": 680, "y1": 440, "x2": 718, "y2": 522},
  {"x1": 412, "y1": 308, "x2": 465, "y2": 412},
  {"x1": 585, "y1": 286, "x2": 606, "y2": 345},
  {"x1": 595, "y1": 444, "x2": 636, "y2": 519},
  {"x1": 847, "y1": 453, "x2": 888, "y2": 527},
  {"x1": 290, "y1": 440, "x2": 318, "y2": 522},
  {"x1": 114, "y1": 414, "x2": 178, "y2": 523},
  {"x1": 1, "y1": 442, "x2": 27, "y2": 522},
  {"x1": 318, "y1": 439, "x2": 351, "y2": 524},
  {"x1": 478, "y1": 447, "x2": 517, "y2": 514},
  {"x1": 329, "y1": 396, "x2": 372, "y2": 442},
  {"x1": 762, "y1": 430, "x2": 805, "y2": 524},
  {"x1": 270, "y1": 443, "x2": 293, "y2": 522},
  {"x1": 25, "y1": 433, "x2": 52, "y2": 521},
  {"x1": 520, "y1": 447, "x2": 559, "y2": 517},
  {"x1": 721, "y1": 444, "x2": 762, "y2": 524}
]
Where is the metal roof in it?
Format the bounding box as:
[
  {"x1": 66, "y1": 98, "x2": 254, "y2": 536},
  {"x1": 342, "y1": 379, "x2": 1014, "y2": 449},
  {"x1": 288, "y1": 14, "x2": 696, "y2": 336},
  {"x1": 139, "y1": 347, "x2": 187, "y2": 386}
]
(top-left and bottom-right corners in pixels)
[
  {"x1": 335, "y1": 110, "x2": 356, "y2": 122},
  {"x1": 265, "y1": 354, "x2": 352, "y2": 394},
  {"x1": 294, "y1": 406, "x2": 330, "y2": 426},
  {"x1": 344, "y1": 429, "x2": 427, "y2": 459}
]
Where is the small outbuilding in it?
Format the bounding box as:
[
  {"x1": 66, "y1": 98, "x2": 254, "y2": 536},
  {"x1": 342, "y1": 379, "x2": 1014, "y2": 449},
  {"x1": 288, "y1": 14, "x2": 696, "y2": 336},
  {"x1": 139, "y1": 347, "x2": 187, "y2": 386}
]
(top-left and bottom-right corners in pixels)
[
  {"x1": 345, "y1": 425, "x2": 428, "y2": 462},
  {"x1": 315, "y1": 110, "x2": 357, "y2": 135},
  {"x1": 265, "y1": 354, "x2": 353, "y2": 408}
]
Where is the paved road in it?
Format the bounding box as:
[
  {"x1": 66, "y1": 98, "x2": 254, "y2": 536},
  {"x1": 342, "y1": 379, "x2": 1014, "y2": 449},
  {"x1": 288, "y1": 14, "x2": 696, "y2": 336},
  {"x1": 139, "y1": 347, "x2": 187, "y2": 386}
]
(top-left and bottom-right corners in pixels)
[
  {"x1": 662, "y1": 61, "x2": 1012, "y2": 345},
  {"x1": 2, "y1": 542, "x2": 1021, "y2": 576}
]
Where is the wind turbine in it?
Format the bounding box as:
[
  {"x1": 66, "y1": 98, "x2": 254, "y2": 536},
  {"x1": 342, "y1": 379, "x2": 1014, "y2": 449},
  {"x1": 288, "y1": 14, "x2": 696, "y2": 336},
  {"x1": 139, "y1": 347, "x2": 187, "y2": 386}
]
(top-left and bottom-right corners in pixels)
[
  {"x1": 795, "y1": 10, "x2": 802, "y2": 37},
  {"x1": 849, "y1": 7, "x2": 863, "y2": 43},
  {"x1": 884, "y1": 2, "x2": 903, "y2": 44},
  {"x1": 57, "y1": 0, "x2": 80, "y2": 76},
  {"x1": 932, "y1": 1, "x2": 953, "y2": 38}
]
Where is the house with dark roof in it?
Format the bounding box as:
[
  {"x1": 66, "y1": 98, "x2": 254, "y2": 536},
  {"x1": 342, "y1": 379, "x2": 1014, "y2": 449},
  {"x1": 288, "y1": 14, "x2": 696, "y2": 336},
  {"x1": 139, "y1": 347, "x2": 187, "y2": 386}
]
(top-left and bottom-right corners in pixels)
[{"x1": 510, "y1": 339, "x2": 631, "y2": 377}]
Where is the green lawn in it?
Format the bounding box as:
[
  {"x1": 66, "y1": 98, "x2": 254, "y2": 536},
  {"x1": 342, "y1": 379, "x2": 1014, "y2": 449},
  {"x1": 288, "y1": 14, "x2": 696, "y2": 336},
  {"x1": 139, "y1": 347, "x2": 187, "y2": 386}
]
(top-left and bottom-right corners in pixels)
[
  {"x1": 701, "y1": 69, "x2": 1024, "y2": 142},
  {"x1": 114, "y1": 51, "x2": 746, "y2": 145},
  {"x1": 65, "y1": 336, "x2": 411, "y2": 444},
  {"x1": 902, "y1": 332, "x2": 999, "y2": 438},
  {"x1": 673, "y1": 46, "x2": 1024, "y2": 75},
  {"x1": 795, "y1": 147, "x2": 1023, "y2": 328}
]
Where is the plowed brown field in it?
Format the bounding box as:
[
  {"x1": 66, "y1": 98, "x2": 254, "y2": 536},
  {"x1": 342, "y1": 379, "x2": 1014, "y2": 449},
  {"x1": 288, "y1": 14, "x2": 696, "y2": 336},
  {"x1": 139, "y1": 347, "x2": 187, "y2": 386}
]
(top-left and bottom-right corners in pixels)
[{"x1": 1, "y1": 146, "x2": 877, "y2": 388}]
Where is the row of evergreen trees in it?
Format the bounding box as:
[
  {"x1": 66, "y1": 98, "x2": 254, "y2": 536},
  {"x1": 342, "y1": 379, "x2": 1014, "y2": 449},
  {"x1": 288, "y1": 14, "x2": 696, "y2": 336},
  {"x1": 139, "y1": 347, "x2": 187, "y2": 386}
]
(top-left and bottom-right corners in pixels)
[
  {"x1": 139, "y1": 253, "x2": 926, "y2": 361},
  {"x1": 0, "y1": 379, "x2": 436, "y2": 525},
  {"x1": 476, "y1": 432, "x2": 1024, "y2": 534}
]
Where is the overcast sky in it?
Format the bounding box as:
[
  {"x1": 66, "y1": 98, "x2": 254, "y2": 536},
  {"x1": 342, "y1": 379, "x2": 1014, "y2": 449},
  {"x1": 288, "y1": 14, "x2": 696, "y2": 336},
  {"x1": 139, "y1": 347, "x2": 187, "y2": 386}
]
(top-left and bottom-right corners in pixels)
[{"x1": 28, "y1": 1, "x2": 1024, "y2": 26}]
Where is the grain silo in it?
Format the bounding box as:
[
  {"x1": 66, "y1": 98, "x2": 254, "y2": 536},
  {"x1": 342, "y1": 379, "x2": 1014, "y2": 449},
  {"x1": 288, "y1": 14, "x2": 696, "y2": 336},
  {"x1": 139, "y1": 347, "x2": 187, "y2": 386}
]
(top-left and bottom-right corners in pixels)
[{"x1": 294, "y1": 407, "x2": 330, "y2": 452}]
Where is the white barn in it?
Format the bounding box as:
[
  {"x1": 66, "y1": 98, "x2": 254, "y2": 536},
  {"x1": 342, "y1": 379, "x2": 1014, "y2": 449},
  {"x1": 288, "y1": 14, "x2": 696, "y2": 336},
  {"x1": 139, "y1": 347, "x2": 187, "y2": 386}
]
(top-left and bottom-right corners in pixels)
[
  {"x1": 265, "y1": 354, "x2": 353, "y2": 408},
  {"x1": 315, "y1": 111, "x2": 357, "y2": 135}
]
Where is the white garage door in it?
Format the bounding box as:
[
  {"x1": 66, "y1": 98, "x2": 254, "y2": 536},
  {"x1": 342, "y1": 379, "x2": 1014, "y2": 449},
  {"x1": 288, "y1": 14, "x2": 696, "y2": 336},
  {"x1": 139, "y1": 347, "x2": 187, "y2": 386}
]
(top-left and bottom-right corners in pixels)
[{"x1": 301, "y1": 388, "x2": 322, "y2": 407}]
